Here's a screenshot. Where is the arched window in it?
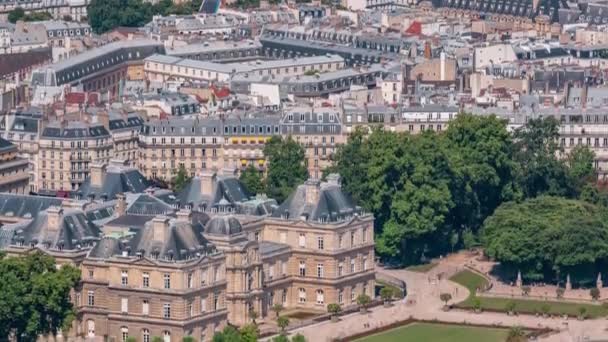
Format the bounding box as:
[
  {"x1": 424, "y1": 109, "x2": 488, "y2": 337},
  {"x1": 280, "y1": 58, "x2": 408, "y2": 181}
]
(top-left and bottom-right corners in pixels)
[
  {"x1": 121, "y1": 327, "x2": 128, "y2": 342},
  {"x1": 86, "y1": 320, "x2": 95, "y2": 337},
  {"x1": 163, "y1": 330, "x2": 171, "y2": 342},
  {"x1": 142, "y1": 328, "x2": 150, "y2": 342},
  {"x1": 316, "y1": 289, "x2": 324, "y2": 304}
]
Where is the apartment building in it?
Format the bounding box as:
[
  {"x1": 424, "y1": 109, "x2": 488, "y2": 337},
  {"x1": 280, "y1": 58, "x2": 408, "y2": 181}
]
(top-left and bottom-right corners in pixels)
[
  {"x1": 0, "y1": 137, "x2": 29, "y2": 194},
  {"x1": 138, "y1": 117, "x2": 279, "y2": 181},
  {"x1": 279, "y1": 107, "x2": 344, "y2": 179},
  {"x1": 37, "y1": 121, "x2": 112, "y2": 194},
  {"x1": 144, "y1": 54, "x2": 345, "y2": 84}
]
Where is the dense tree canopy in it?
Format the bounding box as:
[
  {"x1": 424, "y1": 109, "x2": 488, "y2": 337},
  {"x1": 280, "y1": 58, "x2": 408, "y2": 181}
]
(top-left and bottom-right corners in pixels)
[
  {"x1": 332, "y1": 114, "x2": 597, "y2": 265},
  {"x1": 333, "y1": 114, "x2": 517, "y2": 263},
  {"x1": 0, "y1": 252, "x2": 81, "y2": 340},
  {"x1": 239, "y1": 165, "x2": 265, "y2": 195},
  {"x1": 171, "y1": 164, "x2": 191, "y2": 193},
  {"x1": 8, "y1": 8, "x2": 53, "y2": 23},
  {"x1": 263, "y1": 136, "x2": 308, "y2": 203},
  {"x1": 481, "y1": 196, "x2": 608, "y2": 284},
  {"x1": 87, "y1": 0, "x2": 202, "y2": 33}
]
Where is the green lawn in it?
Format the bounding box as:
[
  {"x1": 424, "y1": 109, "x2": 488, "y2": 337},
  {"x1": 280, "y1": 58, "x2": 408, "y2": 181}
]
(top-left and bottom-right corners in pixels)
[
  {"x1": 406, "y1": 262, "x2": 438, "y2": 273},
  {"x1": 450, "y1": 270, "x2": 608, "y2": 318},
  {"x1": 354, "y1": 322, "x2": 509, "y2": 342}
]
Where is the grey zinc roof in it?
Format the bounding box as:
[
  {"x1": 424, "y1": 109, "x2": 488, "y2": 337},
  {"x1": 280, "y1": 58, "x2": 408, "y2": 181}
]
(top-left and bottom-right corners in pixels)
[
  {"x1": 126, "y1": 193, "x2": 174, "y2": 216},
  {"x1": 0, "y1": 194, "x2": 63, "y2": 219},
  {"x1": 41, "y1": 122, "x2": 110, "y2": 139},
  {"x1": 10, "y1": 208, "x2": 101, "y2": 250},
  {"x1": 272, "y1": 178, "x2": 361, "y2": 223},
  {"x1": 204, "y1": 214, "x2": 243, "y2": 235},
  {"x1": 77, "y1": 166, "x2": 152, "y2": 201},
  {"x1": 49, "y1": 39, "x2": 162, "y2": 73},
  {"x1": 177, "y1": 175, "x2": 252, "y2": 210},
  {"x1": 126, "y1": 218, "x2": 215, "y2": 261},
  {"x1": 259, "y1": 241, "x2": 290, "y2": 257},
  {"x1": 166, "y1": 40, "x2": 261, "y2": 56}
]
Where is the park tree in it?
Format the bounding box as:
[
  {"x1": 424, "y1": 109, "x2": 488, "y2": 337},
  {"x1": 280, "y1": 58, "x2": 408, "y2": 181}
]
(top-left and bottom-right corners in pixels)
[
  {"x1": 0, "y1": 252, "x2": 81, "y2": 340},
  {"x1": 239, "y1": 324, "x2": 259, "y2": 342},
  {"x1": 240, "y1": 165, "x2": 265, "y2": 195},
  {"x1": 327, "y1": 303, "x2": 342, "y2": 320},
  {"x1": 271, "y1": 304, "x2": 284, "y2": 319},
  {"x1": 8, "y1": 7, "x2": 25, "y2": 23},
  {"x1": 444, "y1": 114, "x2": 517, "y2": 234},
  {"x1": 380, "y1": 287, "x2": 394, "y2": 304},
  {"x1": 291, "y1": 334, "x2": 306, "y2": 342},
  {"x1": 506, "y1": 326, "x2": 527, "y2": 342},
  {"x1": 568, "y1": 145, "x2": 596, "y2": 196},
  {"x1": 212, "y1": 325, "x2": 243, "y2": 342},
  {"x1": 171, "y1": 164, "x2": 191, "y2": 192},
  {"x1": 439, "y1": 293, "x2": 452, "y2": 306},
  {"x1": 512, "y1": 117, "x2": 573, "y2": 198},
  {"x1": 481, "y1": 196, "x2": 608, "y2": 283},
  {"x1": 277, "y1": 316, "x2": 289, "y2": 334},
  {"x1": 263, "y1": 136, "x2": 308, "y2": 203}
]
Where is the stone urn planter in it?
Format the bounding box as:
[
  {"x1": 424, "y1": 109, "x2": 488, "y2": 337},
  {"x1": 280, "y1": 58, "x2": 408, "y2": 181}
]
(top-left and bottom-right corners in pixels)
[
  {"x1": 331, "y1": 315, "x2": 339, "y2": 323},
  {"x1": 360, "y1": 307, "x2": 368, "y2": 314},
  {"x1": 474, "y1": 308, "x2": 482, "y2": 314},
  {"x1": 383, "y1": 301, "x2": 392, "y2": 308}
]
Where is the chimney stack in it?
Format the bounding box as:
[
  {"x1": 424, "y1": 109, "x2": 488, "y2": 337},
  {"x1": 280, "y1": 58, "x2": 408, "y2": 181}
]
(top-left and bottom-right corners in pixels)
[
  {"x1": 90, "y1": 163, "x2": 106, "y2": 188},
  {"x1": 46, "y1": 206, "x2": 64, "y2": 232},
  {"x1": 176, "y1": 208, "x2": 192, "y2": 222},
  {"x1": 115, "y1": 193, "x2": 127, "y2": 217},
  {"x1": 200, "y1": 170, "x2": 216, "y2": 196},
  {"x1": 151, "y1": 216, "x2": 170, "y2": 242},
  {"x1": 304, "y1": 179, "x2": 321, "y2": 205}
]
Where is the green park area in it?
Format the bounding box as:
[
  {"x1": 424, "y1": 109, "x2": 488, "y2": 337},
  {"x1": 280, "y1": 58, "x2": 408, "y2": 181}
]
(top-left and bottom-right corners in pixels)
[
  {"x1": 450, "y1": 270, "x2": 608, "y2": 318},
  {"x1": 354, "y1": 322, "x2": 509, "y2": 342}
]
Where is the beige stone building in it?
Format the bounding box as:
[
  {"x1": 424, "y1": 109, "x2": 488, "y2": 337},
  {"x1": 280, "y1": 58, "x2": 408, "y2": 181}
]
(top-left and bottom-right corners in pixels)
[
  {"x1": 0, "y1": 137, "x2": 29, "y2": 194},
  {"x1": 37, "y1": 121, "x2": 113, "y2": 194},
  {"x1": 79, "y1": 214, "x2": 229, "y2": 342},
  {"x1": 0, "y1": 171, "x2": 376, "y2": 341}
]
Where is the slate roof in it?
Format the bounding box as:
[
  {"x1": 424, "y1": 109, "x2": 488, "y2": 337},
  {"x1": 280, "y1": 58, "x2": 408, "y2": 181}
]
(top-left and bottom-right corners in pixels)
[
  {"x1": 9, "y1": 207, "x2": 101, "y2": 251},
  {"x1": 176, "y1": 174, "x2": 252, "y2": 210},
  {"x1": 272, "y1": 176, "x2": 361, "y2": 223},
  {"x1": 204, "y1": 215, "x2": 243, "y2": 235},
  {"x1": 41, "y1": 122, "x2": 110, "y2": 139},
  {"x1": 77, "y1": 165, "x2": 152, "y2": 200},
  {"x1": 259, "y1": 241, "x2": 290, "y2": 257},
  {"x1": 108, "y1": 115, "x2": 144, "y2": 131},
  {"x1": 0, "y1": 193, "x2": 63, "y2": 219},
  {"x1": 236, "y1": 195, "x2": 278, "y2": 216},
  {"x1": 89, "y1": 216, "x2": 216, "y2": 261}
]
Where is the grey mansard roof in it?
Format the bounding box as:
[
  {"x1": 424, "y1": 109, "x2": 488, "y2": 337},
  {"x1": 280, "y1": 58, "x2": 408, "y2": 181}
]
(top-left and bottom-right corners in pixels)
[
  {"x1": 176, "y1": 174, "x2": 252, "y2": 209},
  {"x1": 9, "y1": 208, "x2": 101, "y2": 251},
  {"x1": 41, "y1": 122, "x2": 110, "y2": 139},
  {"x1": 0, "y1": 193, "x2": 63, "y2": 219},
  {"x1": 272, "y1": 176, "x2": 362, "y2": 223},
  {"x1": 77, "y1": 165, "x2": 152, "y2": 200},
  {"x1": 90, "y1": 213, "x2": 214, "y2": 261},
  {"x1": 204, "y1": 215, "x2": 243, "y2": 235}
]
